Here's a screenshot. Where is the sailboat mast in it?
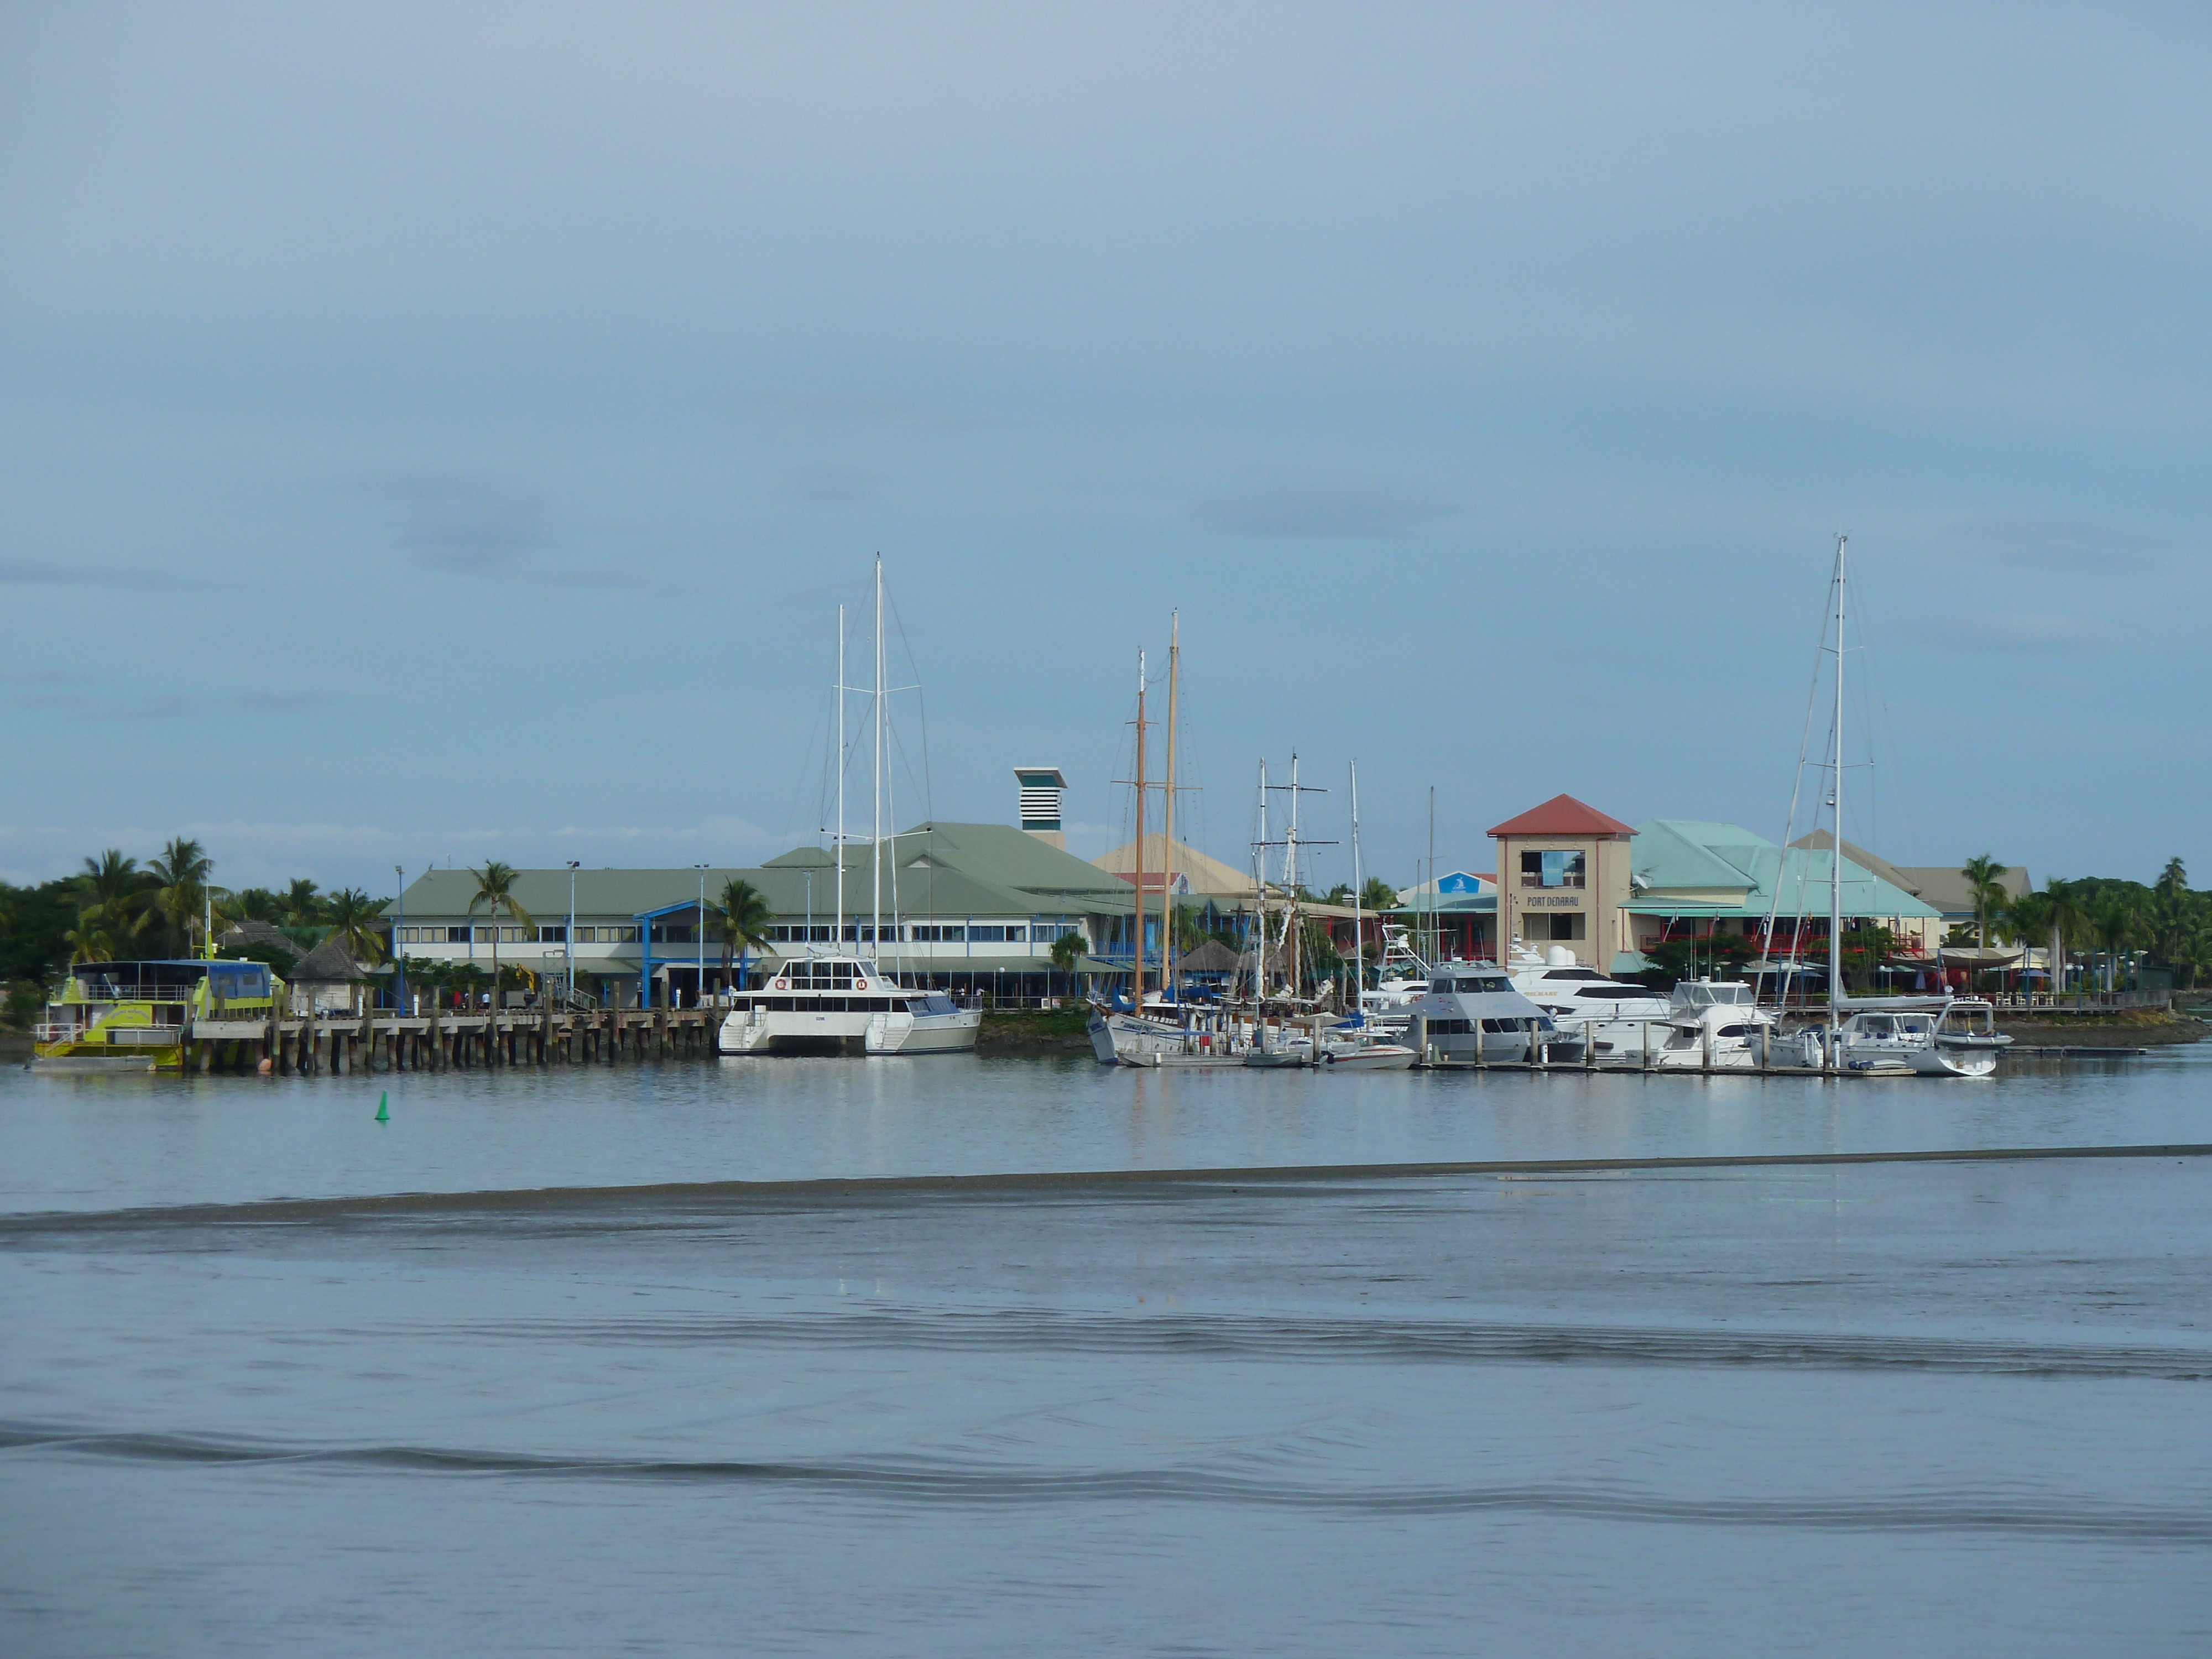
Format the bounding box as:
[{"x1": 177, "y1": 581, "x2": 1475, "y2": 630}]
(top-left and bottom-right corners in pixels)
[
  {"x1": 1829, "y1": 534, "x2": 1847, "y2": 1035},
  {"x1": 1285, "y1": 752, "x2": 1302, "y2": 996},
  {"x1": 1132, "y1": 651, "x2": 1147, "y2": 1004},
  {"x1": 1164, "y1": 611, "x2": 1179, "y2": 1003},
  {"x1": 1253, "y1": 759, "x2": 1267, "y2": 999},
  {"x1": 1350, "y1": 760, "x2": 1364, "y2": 1018},
  {"x1": 835, "y1": 601, "x2": 845, "y2": 952},
  {"x1": 872, "y1": 556, "x2": 883, "y2": 962}
]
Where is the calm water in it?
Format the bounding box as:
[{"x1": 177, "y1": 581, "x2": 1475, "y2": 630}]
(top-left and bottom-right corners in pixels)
[{"x1": 3, "y1": 1050, "x2": 2209, "y2": 1655}]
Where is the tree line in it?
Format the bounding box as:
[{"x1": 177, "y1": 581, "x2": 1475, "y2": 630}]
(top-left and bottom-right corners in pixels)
[{"x1": 0, "y1": 839, "x2": 389, "y2": 1025}]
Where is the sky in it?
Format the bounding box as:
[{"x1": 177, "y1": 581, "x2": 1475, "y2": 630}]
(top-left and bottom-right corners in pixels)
[{"x1": 3, "y1": 2, "x2": 2207, "y2": 899}]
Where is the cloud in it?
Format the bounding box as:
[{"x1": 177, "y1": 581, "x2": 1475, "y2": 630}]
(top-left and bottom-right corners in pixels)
[
  {"x1": 1190, "y1": 480, "x2": 1455, "y2": 539},
  {"x1": 0, "y1": 559, "x2": 215, "y2": 590},
  {"x1": 1943, "y1": 517, "x2": 2170, "y2": 573},
  {"x1": 784, "y1": 464, "x2": 877, "y2": 504},
  {"x1": 368, "y1": 472, "x2": 546, "y2": 573}
]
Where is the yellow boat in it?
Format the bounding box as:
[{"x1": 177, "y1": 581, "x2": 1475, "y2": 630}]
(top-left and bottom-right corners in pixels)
[{"x1": 33, "y1": 959, "x2": 284, "y2": 1073}]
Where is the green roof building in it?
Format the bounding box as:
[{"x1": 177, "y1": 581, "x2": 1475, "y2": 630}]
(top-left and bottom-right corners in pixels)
[{"x1": 383, "y1": 822, "x2": 1138, "y2": 1009}]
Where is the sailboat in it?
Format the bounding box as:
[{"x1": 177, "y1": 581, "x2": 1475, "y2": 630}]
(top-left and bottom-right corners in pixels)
[
  {"x1": 718, "y1": 559, "x2": 981, "y2": 1057},
  {"x1": 1313, "y1": 760, "x2": 1415, "y2": 1070},
  {"x1": 1088, "y1": 622, "x2": 1254, "y2": 1066},
  {"x1": 1777, "y1": 538, "x2": 2008, "y2": 1078}
]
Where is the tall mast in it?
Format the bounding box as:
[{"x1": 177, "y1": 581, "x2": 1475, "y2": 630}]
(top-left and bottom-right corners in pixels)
[
  {"x1": 1133, "y1": 650, "x2": 1147, "y2": 1004},
  {"x1": 1284, "y1": 752, "x2": 1301, "y2": 996},
  {"x1": 1163, "y1": 611, "x2": 1179, "y2": 1003},
  {"x1": 872, "y1": 555, "x2": 884, "y2": 963},
  {"x1": 1829, "y1": 534, "x2": 1847, "y2": 1036},
  {"x1": 835, "y1": 601, "x2": 845, "y2": 952},
  {"x1": 1350, "y1": 760, "x2": 1364, "y2": 1019},
  {"x1": 1253, "y1": 759, "x2": 1268, "y2": 999}
]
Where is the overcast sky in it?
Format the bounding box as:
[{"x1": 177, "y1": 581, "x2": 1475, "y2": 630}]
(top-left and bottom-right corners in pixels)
[{"x1": 4, "y1": 2, "x2": 2206, "y2": 898}]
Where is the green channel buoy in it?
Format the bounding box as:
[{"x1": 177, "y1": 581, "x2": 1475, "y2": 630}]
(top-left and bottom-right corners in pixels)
[{"x1": 375, "y1": 1091, "x2": 389, "y2": 1123}]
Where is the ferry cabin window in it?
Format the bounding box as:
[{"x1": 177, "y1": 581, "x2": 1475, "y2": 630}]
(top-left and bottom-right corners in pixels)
[{"x1": 1454, "y1": 977, "x2": 1507, "y2": 993}]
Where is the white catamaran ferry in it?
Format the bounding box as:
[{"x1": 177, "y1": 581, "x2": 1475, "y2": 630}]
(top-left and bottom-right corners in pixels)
[{"x1": 717, "y1": 955, "x2": 980, "y2": 1056}]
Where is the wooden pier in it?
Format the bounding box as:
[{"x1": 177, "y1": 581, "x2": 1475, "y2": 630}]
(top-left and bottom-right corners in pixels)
[{"x1": 184, "y1": 1008, "x2": 724, "y2": 1074}]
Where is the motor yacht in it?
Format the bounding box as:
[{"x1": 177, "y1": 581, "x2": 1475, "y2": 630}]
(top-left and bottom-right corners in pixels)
[
  {"x1": 1402, "y1": 964, "x2": 1561, "y2": 1063},
  {"x1": 1788, "y1": 998, "x2": 2010, "y2": 1077},
  {"x1": 718, "y1": 956, "x2": 980, "y2": 1055}
]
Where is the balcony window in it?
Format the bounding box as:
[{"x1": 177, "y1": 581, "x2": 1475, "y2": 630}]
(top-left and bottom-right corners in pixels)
[{"x1": 1520, "y1": 850, "x2": 1585, "y2": 889}]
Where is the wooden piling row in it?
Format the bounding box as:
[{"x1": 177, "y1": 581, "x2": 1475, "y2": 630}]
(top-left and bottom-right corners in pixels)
[{"x1": 181, "y1": 1008, "x2": 723, "y2": 1074}]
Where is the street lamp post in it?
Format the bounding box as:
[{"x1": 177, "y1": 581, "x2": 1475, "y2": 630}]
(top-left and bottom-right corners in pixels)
[
  {"x1": 695, "y1": 864, "x2": 709, "y2": 1008},
  {"x1": 394, "y1": 865, "x2": 405, "y2": 1013},
  {"x1": 566, "y1": 861, "x2": 579, "y2": 1006}
]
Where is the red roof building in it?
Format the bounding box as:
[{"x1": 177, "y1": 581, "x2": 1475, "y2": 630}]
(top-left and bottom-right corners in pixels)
[
  {"x1": 1488, "y1": 794, "x2": 1636, "y2": 841},
  {"x1": 1489, "y1": 794, "x2": 1640, "y2": 973}
]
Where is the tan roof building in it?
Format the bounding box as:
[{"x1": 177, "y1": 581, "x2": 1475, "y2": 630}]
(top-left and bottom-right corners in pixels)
[{"x1": 1093, "y1": 834, "x2": 1251, "y2": 898}]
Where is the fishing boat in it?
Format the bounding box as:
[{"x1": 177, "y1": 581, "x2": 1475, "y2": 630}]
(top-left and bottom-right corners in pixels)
[
  {"x1": 721, "y1": 558, "x2": 980, "y2": 1058},
  {"x1": 33, "y1": 958, "x2": 283, "y2": 1072}
]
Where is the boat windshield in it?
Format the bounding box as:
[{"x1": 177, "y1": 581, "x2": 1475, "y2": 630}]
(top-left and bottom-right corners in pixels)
[
  {"x1": 1577, "y1": 984, "x2": 1652, "y2": 999},
  {"x1": 1674, "y1": 982, "x2": 1754, "y2": 1008}
]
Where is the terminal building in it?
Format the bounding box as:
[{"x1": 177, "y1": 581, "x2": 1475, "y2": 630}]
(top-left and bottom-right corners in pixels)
[{"x1": 383, "y1": 817, "x2": 1138, "y2": 1008}]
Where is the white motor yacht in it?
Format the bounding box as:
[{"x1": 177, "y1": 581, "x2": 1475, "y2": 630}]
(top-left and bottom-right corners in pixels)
[
  {"x1": 1641, "y1": 980, "x2": 1784, "y2": 1070},
  {"x1": 1504, "y1": 946, "x2": 1779, "y2": 1067},
  {"x1": 1788, "y1": 998, "x2": 2010, "y2": 1077},
  {"x1": 719, "y1": 956, "x2": 981, "y2": 1056},
  {"x1": 1403, "y1": 964, "x2": 1562, "y2": 1063}
]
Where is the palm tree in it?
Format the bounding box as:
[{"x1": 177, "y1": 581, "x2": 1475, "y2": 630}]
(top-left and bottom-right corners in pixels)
[
  {"x1": 467, "y1": 862, "x2": 533, "y2": 1020},
  {"x1": 64, "y1": 917, "x2": 118, "y2": 965},
  {"x1": 2042, "y1": 878, "x2": 2091, "y2": 995},
  {"x1": 1049, "y1": 927, "x2": 1085, "y2": 992},
  {"x1": 281, "y1": 878, "x2": 326, "y2": 928},
  {"x1": 147, "y1": 837, "x2": 213, "y2": 957},
  {"x1": 2090, "y1": 894, "x2": 2138, "y2": 992},
  {"x1": 712, "y1": 878, "x2": 773, "y2": 990},
  {"x1": 1360, "y1": 876, "x2": 1399, "y2": 914},
  {"x1": 1960, "y1": 854, "x2": 2010, "y2": 950},
  {"x1": 2001, "y1": 890, "x2": 2052, "y2": 997},
  {"x1": 324, "y1": 888, "x2": 388, "y2": 964},
  {"x1": 74, "y1": 849, "x2": 149, "y2": 945}
]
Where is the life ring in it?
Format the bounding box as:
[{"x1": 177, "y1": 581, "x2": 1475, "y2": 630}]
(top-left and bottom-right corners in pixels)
[
  {"x1": 774, "y1": 979, "x2": 787, "y2": 990},
  {"x1": 856, "y1": 979, "x2": 868, "y2": 989}
]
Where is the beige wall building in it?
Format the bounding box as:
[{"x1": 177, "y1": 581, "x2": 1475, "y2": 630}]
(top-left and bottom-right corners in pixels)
[{"x1": 1490, "y1": 794, "x2": 1639, "y2": 972}]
